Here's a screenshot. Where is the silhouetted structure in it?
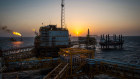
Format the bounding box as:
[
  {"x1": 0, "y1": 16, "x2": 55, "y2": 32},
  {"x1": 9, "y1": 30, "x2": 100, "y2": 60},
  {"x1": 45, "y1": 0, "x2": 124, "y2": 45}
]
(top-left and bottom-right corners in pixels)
[
  {"x1": 99, "y1": 34, "x2": 124, "y2": 49},
  {"x1": 78, "y1": 29, "x2": 97, "y2": 49}
]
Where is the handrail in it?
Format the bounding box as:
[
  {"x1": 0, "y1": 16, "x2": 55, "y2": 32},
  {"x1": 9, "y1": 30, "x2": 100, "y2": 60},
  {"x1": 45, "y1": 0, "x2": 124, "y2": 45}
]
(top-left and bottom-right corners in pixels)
[
  {"x1": 2, "y1": 46, "x2": 34, "y2": 52},
  {"x1": 54, "y1": 63, "x2": 69, "y2": 79},
  {"x1": 43, "y1": 63, "x2": 63, "y2": 79}
]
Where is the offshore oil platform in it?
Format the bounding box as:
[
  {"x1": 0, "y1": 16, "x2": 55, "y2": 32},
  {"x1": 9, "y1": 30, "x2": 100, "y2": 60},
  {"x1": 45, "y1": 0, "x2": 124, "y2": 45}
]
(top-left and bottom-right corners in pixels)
[
  {"x1": 99, "y1": 34, "x2": 124, "y2": 49},
  {"x1": 78, "y1": 28, "x2": 97, "y2": 49},
  {"x1": 0, "y1": 0, "x2": 140, "y2": 79}
]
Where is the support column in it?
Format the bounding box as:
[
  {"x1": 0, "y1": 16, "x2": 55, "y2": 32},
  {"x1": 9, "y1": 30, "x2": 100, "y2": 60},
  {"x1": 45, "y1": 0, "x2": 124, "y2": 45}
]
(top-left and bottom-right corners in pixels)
[{"x1": 0, "y1": 48, "x2": 3, "y2": 79}]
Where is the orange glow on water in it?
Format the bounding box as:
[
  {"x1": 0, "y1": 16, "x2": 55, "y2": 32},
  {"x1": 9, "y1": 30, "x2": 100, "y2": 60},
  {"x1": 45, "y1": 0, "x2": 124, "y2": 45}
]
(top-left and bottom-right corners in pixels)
[
  {"x1": 12, "y1": 41, "x2": 23, "y2": 45},
  {"x1": 12, "y1": 41, "x2": 23, "y2": 47}
]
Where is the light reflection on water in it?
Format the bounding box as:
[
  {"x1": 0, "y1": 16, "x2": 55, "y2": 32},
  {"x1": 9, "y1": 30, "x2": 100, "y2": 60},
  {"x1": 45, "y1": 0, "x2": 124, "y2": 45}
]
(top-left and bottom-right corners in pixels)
[{"x1": 11, "y1": 41, "x2": 23, "y2": 48}]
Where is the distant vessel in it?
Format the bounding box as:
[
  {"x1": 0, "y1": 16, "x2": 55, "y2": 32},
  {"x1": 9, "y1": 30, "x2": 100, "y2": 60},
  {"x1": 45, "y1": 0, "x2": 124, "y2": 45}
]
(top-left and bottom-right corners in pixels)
[{"x1": 34, "y1": 25, "x2": 69, "y2": 57}]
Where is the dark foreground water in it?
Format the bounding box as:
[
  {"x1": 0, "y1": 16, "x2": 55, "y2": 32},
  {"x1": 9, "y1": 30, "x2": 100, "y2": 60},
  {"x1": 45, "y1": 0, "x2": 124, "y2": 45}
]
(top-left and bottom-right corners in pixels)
[{"x1": 0, "y1": 36, "x2": 140, "y2": 79}]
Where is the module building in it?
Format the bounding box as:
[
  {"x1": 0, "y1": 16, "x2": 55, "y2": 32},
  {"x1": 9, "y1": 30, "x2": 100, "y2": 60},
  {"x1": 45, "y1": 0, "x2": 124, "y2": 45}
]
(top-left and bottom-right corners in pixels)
[{"x1": 34, "y1": 25, "x2": 70, "y2": 57}]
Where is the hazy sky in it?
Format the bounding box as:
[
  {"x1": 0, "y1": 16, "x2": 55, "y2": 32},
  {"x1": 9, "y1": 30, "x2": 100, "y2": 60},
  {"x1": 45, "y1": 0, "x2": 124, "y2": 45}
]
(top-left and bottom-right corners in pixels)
[{"x1": 0, "y1": 0, "x2": 140, "y2": 37}]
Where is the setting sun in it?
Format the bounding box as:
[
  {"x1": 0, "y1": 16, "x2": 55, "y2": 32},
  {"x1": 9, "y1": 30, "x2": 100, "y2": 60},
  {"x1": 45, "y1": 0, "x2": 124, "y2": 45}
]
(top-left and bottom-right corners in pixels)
[{"x1": 76, "y1": 32, "x2": 79, "y2": 35}]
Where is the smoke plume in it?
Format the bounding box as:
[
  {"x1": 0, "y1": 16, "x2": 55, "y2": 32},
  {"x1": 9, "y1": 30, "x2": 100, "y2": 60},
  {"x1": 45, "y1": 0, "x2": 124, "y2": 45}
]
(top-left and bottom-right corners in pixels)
[{"x1": 0, "y1": 25, "x2": 13, "y2": 33}]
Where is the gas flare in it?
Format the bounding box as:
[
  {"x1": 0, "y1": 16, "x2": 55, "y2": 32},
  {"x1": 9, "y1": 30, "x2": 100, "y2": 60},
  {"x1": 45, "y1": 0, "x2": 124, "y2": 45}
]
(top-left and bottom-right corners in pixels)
[{"x1": 13, "y1": 32, "x2": 22, "y2": 36}]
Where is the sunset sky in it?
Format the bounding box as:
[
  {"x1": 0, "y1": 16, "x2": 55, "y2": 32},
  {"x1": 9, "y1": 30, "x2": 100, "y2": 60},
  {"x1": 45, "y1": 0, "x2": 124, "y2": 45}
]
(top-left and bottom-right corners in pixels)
[{"x1": 0, "y1": 0, "x2": 140, "y2": 37}]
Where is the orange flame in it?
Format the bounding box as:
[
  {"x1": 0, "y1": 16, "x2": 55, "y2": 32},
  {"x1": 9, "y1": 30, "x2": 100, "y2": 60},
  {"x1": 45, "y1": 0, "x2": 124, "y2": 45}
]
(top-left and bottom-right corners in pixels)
[{"x1": 13, "y1": 32, "x2": 22, "y2": 36}]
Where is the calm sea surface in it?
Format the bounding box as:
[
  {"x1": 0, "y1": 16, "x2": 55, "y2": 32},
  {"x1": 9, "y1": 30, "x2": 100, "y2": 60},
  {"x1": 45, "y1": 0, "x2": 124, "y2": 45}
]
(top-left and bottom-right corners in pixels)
[
  {"x1": 0, "y1": 36, "x2": 140, "y2": 79},
  {"x1": 0, "y1": 37, "x2": 34, "y2": 50},
  {"x1": 95, "y1": 36, "x2": 140, "y2": 65}
]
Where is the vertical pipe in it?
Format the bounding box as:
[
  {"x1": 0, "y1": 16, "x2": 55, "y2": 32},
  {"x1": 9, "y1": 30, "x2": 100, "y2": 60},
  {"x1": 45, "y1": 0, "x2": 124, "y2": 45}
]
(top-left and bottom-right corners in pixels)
[
  {"x1": 101, "y1": 35, "x2": 102, "y2": 39},
  {"x1": 119, "y1": 35, "x2": 120, "y2": 48},
  {"x1": 103, "y1": 34, "x2": 104, "y2": 48},
  {"x1": 113, "y1": 34, "x2": 114, "y2": 41},
  {"x1": 119, "y1": 35, "x2": 120, "y2": 42},
  {"x1": 0, "y1": 48, "x2": 3, "y2": 65},
  {"x1": 101, "y1": 35, "x2": 102, "y2": 48},
  {"x1": 115, "y1": 34, "x2": 116, "y2": 42},
  {"x1": 114, "y1": 34, "x2": 116, "y2": 48},
  {"x1": 121, "y1": 35, "x2": 122, "y2": 42},
  {"x1": 108, "y1": 34, "x2": 109, "y2": 48},
  {"x1": 70, "y1": 52, "x2": 72, "y2": 75},
  {"x1": 121, "y1": 34, "x2": 123, "y2": 48},
  {"x1": 106, "y1": 35, "x2": 107, "y2": 48}
]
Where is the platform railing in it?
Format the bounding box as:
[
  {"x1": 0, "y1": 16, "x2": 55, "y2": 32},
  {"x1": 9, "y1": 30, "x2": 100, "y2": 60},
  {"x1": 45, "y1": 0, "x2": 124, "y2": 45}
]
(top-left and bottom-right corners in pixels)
[
  {"x1": 87, "y1": 58, "x2": 140, "y2": 79},
  {"x1": 2, "y1": 46, "x2": 34, "y2": 56},
  {"x1": 3, "y1": 58, "x2": 60, "y2": 73}
]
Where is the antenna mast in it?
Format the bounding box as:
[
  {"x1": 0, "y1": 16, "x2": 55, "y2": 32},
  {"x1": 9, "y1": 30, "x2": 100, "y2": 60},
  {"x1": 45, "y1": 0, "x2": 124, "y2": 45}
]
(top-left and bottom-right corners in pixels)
[{"x1": 61, "y1": 0, "x2": 65, "y2": 28}]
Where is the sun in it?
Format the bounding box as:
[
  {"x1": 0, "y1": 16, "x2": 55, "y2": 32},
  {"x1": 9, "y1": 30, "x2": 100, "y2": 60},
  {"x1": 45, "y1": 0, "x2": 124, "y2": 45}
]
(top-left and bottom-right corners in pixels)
[{"x1": 76, "y1": 32, "x2": 79, "y2": 35}]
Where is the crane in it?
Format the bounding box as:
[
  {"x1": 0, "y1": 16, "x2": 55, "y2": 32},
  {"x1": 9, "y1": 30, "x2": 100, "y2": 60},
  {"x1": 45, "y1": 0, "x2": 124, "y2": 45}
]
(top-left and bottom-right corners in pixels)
[{"x1": 61, "y1": 0, "x2": 65, "y2": 28}]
